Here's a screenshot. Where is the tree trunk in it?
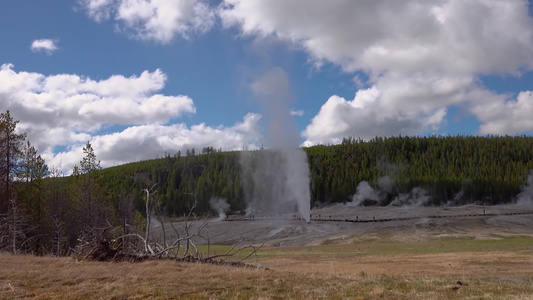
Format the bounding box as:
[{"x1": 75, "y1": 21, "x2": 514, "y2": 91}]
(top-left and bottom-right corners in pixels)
[{"x1": 144, "y1": 188, "x2": 150, "y2": 253}]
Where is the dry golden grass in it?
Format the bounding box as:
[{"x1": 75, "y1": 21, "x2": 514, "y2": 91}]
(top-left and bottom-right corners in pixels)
[{"x1": 1, "y1": 239, "x2": 532, "y2": 300}]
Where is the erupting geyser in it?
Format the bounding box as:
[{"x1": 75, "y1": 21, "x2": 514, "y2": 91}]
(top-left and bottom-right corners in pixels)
[{"x1": 240, "y1": 67, "x2": 311, "y2": 222}]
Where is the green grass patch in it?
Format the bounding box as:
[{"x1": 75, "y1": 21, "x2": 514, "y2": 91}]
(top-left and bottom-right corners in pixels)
[
  {"x1": 270, "y1": 235, "x2": 533, "y2": 256},
  {"x1": 188, "y1": 235, "x2": 533, "y2": 265}
]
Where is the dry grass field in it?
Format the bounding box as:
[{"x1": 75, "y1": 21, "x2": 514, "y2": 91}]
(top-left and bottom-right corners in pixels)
[{"x1": 1, "y1": 204, "x2": 533, "y2": 299}]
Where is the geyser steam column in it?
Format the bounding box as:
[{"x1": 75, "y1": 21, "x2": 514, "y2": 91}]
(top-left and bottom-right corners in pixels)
[
  {"x1": 241, "y1": 67, "x2": 311, "y2": 222},
  {"x1": 282, "y1": 147, "x2": 311, "y2": 222}
]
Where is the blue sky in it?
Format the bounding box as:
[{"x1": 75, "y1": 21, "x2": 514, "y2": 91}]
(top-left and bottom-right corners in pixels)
[{"x1": 2, "y1": 0, "x2": 533, "y2": 173}]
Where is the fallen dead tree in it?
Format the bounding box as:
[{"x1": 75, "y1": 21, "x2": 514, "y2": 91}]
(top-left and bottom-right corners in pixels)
[
  {"x1": 72, "y1": 223, "x2": 263, "y2": 267},
  {"x1": 72, "y1": 192, "x2": 263, "y2": 268}
]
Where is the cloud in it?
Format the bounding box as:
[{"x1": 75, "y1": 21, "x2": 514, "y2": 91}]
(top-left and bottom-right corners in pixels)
[
  {"x1": 78, "y1": 0, "x2": 114, "y2": 22},
  {"x1": 471, "y1": 90, "x2": 533, "y2": 135},
  {"x1": 30, "y1": 39, "x2": 59, "y2": 54},
  {"x1": 221, "y1": 0, "x2": 533, "y2": 142},
  {"x1": 0, "y1": 64, "x2": 194, "y2": 130},
  {"x1": 303, "y1": 87, "x2": 423, "y2": 144},
  {"x1": 290, "y1": 109, "x2": 304, "y2": 117},
  {"x1": 70, "y1": 0, "x2": 533, "y2": 149},
  {"x1": 48, "y1": 113, "x2": 262, "y2": 173},
  {"x1": 0, "y1": 64, "x2": 261, "y2": 173},
  {"x1": 220, "y1": 0, "x2": 533, "y2": 75},
  {"x1": 79, "y1": 0, "x2": 216, "y2": 42},
  {"x1": 303, "y1": 72, "x2": 474, "y2": 144}
]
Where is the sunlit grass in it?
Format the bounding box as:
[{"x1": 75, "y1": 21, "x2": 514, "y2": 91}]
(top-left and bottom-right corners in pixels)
[
  {"x1": 1, "y1": 234, "x2": 532, "y2": 299},
  {"x1": 321, "y1": 234, "x2": 533, "y2": 254}
]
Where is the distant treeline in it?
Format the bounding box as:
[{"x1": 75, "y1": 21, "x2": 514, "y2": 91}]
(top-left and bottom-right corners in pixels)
[
  {"x1": 99, "y1": 135, "x2": 533, "y2": 216},
  {"x1": 306, "y1": 136, "x2": 533, "y2": 206}
]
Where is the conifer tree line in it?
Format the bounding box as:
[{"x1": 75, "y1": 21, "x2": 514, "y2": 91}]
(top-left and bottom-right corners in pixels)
[
  {"x1": 306, "y1": 136, "x2": 533, "y2": 206},
  {"x1": 104, "y1": 134, "x2": 533, "y2": 216},
  {"x1": 2, "y1": 110, "x2": 533, "y2": 255},
  {"x1": 0, "y1": 111, "x2": 141, "y2": 255}
]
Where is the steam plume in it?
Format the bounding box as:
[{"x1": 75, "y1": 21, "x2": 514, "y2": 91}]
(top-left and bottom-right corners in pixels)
[
  {"x1": 389, "y1": 187, "x2": 430, "y2": 207},
  {"x1": 350, "y1": 175, "x2": 431, "y2": 207},
  {"x1": 240, "y1": 67, "x2": 311, "y2": 222},
  {"x1": 517, "y1": 171, "x2": 533, "y2": 205},
  {"x1": 351, "y1": 181, "x2": 381, "y2": 206},
  {"x1": 209, "y1": 197, "x2": 230, "y2": 221}
]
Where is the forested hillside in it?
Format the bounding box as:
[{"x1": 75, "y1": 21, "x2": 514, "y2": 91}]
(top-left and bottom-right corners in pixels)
[
  {"x1": 100, "y1": 150, "x2": 245, "y2": 217},
  {"x1": 306, "y1": 136, "x2": 533, "y2": 206},
  {"x1": 99, "y1": 135, "x2": 533, "y2": 216}
]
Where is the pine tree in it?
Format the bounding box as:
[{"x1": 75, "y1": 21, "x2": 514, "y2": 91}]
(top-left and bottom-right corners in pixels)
[
  {"x1": 0, "y1": 111, "x2": 26, "y2": 214},
  {"x1": 16, "y1": 141, "x2": 49, "y2": 253},
  {"x1": 70, "y1": 142, "x2": 112, "y2": 236}
]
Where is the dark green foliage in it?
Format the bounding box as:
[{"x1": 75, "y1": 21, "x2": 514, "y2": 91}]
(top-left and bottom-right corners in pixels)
[
  {"x1": 0, "y1": 111, "x2": 27, "y2": 214},
  {"x1": 305, "y1": 135, "x2": 533, "y2": 206},
  {"x1": 69, "y1": 142, "x2": 114, "y2": 240},
  {"x1": 99, "y1": 151, "x2": 244, "y2": 217},
  {"x1": 97, "y1": 135, "x2": 533, "y2": 215}
]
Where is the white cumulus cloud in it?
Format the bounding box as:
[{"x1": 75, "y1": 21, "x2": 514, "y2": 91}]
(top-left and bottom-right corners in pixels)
[
  {"x1": 220, "y1": 0, "x2": 533, "y2": 75},
  {"x1": 303, "y1": 87, "x2": 427, "y2": 144},
  {"x1": 471, "y1": 90, "x2": 533, "y2": 135},
  {"x1": 30, "y1": 39, "x2": 59, "y2": 54},
  {"x1": 221, "y1": 0, "x2": 533, "y2": 143},
  {"x1": 48, "y1": 113, "x2": 262, "y2": 172},
  {"x1": 0, "y1": 64, "x2": 262, "y2": 173},
  {"x1": 79, "y1": 0, "x2": 216, "y2": 43}
]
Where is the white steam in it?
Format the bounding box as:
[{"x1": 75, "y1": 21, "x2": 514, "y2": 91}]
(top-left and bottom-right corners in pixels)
[
  {"x1": 517, "y1": 171, "x2": 533, "y2": 205},
  {"x1": 446, "y1": 189, "x2": 464, "y2": 207},
  {"x1": 351, "y1": 181, "x2": 381, "y2": 206},
  {"x1": 376, "y1": 175, "x2": 395, "y2": 193},
  {"x1": 351, "y1": 170, "x2": 533, "y2": 207},
  {"x1": 350, "y1": 175, "x2": 431, "y2": 207},
  {"x1": 389, "y1": 187, "x2": 430, "y2": 207},
  {"x1": 240, "y1": 67, "x2": 311, "y2": 222},
  {"x1": 149, "y1": 210, "x2": 161, "y2": 228},
  {"x1": 350, "y1": 175, "x2": 393, "y2": 206},
  {"x1": 209, "y1": 197, "x2": 230, "y2": 221}
]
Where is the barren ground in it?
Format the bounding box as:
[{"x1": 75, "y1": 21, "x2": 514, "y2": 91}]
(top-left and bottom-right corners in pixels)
[
  {"x1": 196, "y1": 203, "x2": 533, "y2": 247},
  {"x1": 1, "y1": 203, "x2": 532, "y2": 299}
]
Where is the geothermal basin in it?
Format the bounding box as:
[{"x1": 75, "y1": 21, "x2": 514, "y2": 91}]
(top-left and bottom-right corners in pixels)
[{"x1": 191, "y1": 203, "x2": 533, "y2": 247}]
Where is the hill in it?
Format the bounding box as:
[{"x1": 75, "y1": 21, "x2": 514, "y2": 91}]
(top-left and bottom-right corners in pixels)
[{"x1": 98, "y1": 135, "x2": 533, "y2": 217}]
